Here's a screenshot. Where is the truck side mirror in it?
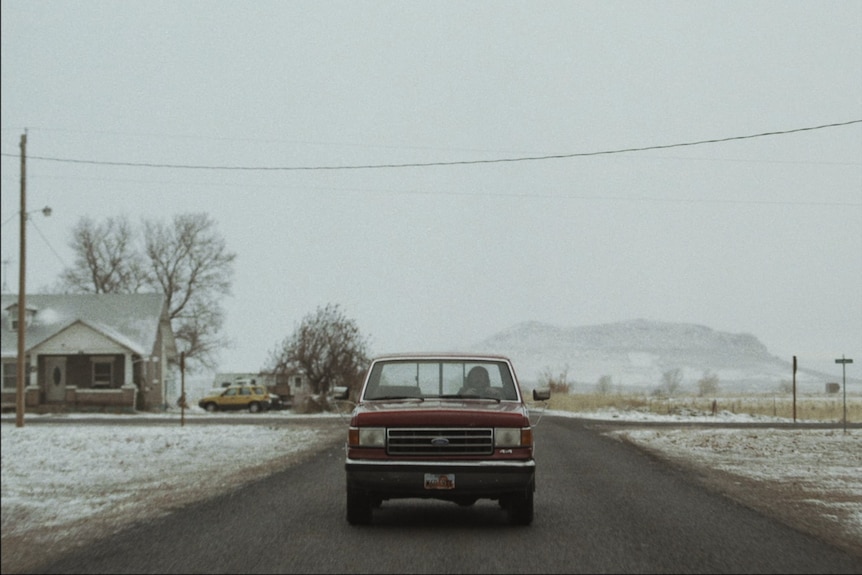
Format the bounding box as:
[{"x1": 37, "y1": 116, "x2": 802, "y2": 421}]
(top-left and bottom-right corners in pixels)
[{"x1": 532, "y1": 387, "x2": 550, "y2": 401}]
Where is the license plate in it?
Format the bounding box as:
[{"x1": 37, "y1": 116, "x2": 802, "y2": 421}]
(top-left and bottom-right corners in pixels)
[{"x1": 424, "y1": 473, "x2": 455, "y2": 490}]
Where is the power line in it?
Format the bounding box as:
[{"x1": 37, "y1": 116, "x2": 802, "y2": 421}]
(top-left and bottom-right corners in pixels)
[
  {"x1": 2, "y1": 120, "x2": 859, "y2": 172},
  {"x1": 28, "y1": 217, "x2": 68, "y2": 270}
]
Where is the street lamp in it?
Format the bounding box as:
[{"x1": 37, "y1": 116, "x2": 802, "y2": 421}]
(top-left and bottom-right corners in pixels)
[
  {"x1": 835, "y1": 355, "x2": 854, "y2": 434},
  {"x1": 15, "y1": 130, "x2": 52, "y2": 428}
]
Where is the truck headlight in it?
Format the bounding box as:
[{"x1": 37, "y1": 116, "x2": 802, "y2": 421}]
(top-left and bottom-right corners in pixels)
[
  {"x1": 349, "y1": 427, "x2": 386, "y2": 447},
  {"x1": 495, "y1": 427, "x2": 532, "y2": 448}
]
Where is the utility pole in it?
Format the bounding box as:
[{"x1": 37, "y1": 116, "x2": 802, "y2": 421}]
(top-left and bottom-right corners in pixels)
[
  {"x1": 1, "y1": 259, "x2": 10, "y2": 293},
  {"x1": 180, "y1": 351, "x2": 186, "y2": 427},
  {"x1": 16, "y1": 131, "x2": 27, "y2": 428}
]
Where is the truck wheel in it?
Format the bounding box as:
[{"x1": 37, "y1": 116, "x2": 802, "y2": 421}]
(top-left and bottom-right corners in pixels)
[
  {"x1": 507, "y1": 489, "x2": 533, "y2": 525},
  {"x1": 347, "y1": 488, "x2": 372, "y2": 525},
  {"x1": 249, "y1": 402, "x2": 261, "y2": 413},
  {"x1": 205, "y1": 403, "x2": 217, "y2": 413}
]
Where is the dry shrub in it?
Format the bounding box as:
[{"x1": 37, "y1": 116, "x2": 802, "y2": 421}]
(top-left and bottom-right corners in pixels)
[
  {"x1": 539, "y1": 366, "x2": 571, "y2": 394},
  {"x1": 545, "y1": 391, "x2": 862, "y2": 421},
  {"x1": 548, "y1": 381, "x2": 571, "y2": 394}
]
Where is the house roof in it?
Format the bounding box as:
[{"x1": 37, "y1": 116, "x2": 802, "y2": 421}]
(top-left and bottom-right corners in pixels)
[{"x1": 1, "y1": 293, "x2": 171, "y2": 358}]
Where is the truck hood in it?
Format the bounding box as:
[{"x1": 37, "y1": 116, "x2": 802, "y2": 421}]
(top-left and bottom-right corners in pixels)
[{"x1": 350, "y1": 399, "x2": 531, "y2": 427}]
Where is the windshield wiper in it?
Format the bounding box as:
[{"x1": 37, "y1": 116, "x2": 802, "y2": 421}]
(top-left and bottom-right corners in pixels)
[{"x1": 437, "y1": 394, "x2": 501, "y2": 403}]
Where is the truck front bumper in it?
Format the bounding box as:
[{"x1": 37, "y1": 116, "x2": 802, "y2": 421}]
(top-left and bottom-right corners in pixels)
[{"x1": 345, "y1": 458, "x2": 535, "y2": 499}]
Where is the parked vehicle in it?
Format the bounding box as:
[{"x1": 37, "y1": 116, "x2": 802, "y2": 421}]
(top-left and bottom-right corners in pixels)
[
  {"x1": 198, "y1": 385, "x2": 270, "y2": 413},
  {"x1": 267, "y1": 393, "x2": 284, "y2": 410},
  {"x1": 336, "y1": 353, "x2": 550, "y2": 525},
  {"x1": 214, "y1": 375, "x2": 294, "y2": 409}
]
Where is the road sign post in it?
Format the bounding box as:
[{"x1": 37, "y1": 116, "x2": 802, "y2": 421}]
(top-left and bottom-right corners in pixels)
[{"x1": 835, "y1": 356, "x2": 853, "y2": 433}]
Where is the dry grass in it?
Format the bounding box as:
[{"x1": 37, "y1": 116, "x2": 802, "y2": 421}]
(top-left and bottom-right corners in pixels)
[{"x1": 540, "y1": 392, "x2": 862, "y2": 422}]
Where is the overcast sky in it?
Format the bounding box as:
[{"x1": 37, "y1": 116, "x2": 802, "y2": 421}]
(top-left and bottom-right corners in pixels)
[{"x1": 1, "y1": 1, "x2": 860, "y2": 376}]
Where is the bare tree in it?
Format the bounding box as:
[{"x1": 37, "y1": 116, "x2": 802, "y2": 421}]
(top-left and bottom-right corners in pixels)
[
  {"x1": 143, "y1": 213, "x2": 235, "y2": 369},
  {"x1": 59, "y1": 213, "x2": 236, "y2": 371},
  {"x1": 697, "y1": 370, "x2": 720, "y2": 396},
  {"x1": 268, "y1": 303, "x2": 370, "y2": 397},
  {"x1": 659, "y1": 368, "x2": 683, "y2": 396},
  {"x1": 596, "y1": 374, "x2": 613, "y2": 395},
  {"x1": 60, "y1": 216, "x2": 148, "y2": 293}
]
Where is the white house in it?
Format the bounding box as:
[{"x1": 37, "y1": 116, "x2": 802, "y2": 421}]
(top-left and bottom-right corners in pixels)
[{"x1": 1, "y1": 293, "x2": 178, "y2": 412}]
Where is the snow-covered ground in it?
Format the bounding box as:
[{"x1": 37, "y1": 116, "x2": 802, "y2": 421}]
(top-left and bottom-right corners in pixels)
[{"x1": 1, "y1": 408, "x2": 860, "y2": 572}]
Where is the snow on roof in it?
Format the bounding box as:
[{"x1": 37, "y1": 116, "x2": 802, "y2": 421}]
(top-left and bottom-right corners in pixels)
[{"x1": 0, "y1": 293, "x2": 167, "y2": 356}]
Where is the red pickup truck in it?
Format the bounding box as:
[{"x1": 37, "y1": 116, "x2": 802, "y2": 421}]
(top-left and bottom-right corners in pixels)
[{"x1": 338, "y1": 353, "x2": 550, "y2": 525}]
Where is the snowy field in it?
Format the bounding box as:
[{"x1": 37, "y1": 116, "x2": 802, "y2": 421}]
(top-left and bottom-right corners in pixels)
[{"x1": 1, "y1": 408, "x2": 860, "y2": 571}]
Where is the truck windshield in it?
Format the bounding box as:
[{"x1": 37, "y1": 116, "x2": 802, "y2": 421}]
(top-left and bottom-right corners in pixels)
[{"x1": 363, "y1": 360, "x2": 518, "y2": 401}]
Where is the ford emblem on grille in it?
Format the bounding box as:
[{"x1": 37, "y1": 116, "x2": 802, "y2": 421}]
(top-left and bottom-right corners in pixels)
[{"x1": 431, "y1": 437, "x2": 450, "y2": 447}]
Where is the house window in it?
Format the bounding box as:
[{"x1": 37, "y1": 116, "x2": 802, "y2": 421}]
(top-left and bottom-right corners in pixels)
[
  {"x1": 2, "y1": 362, "x2": 17, "y2": 389},
  {"x1": 92, "y1": 359, "x2": 114, "y2": 388},
  {"x1": 5, "y1": 305, "x2": 36, "y2": 331}
]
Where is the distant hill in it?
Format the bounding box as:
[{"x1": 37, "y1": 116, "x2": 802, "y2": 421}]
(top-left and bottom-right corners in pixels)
[{"x1": 464, "y1": 319, "x2": 844, "y2": 394}]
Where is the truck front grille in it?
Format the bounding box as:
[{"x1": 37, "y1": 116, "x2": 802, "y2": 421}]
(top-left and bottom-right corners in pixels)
[{"x1": 387, "y1": 428, "x2": 494, "y2": 456}]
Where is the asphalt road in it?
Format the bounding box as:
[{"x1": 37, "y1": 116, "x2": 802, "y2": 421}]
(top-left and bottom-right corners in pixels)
[{"x1": 32, "y1": 416, "x2": 862, "y2": 574}]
